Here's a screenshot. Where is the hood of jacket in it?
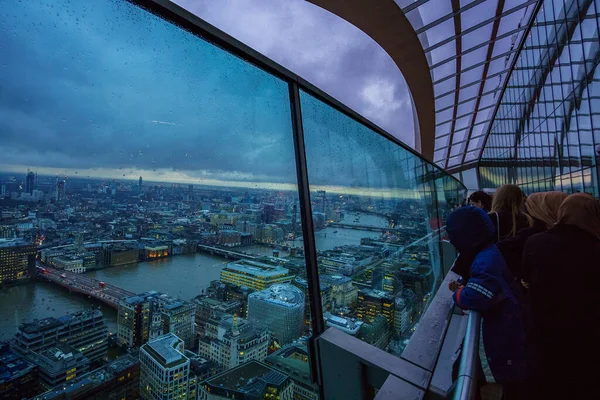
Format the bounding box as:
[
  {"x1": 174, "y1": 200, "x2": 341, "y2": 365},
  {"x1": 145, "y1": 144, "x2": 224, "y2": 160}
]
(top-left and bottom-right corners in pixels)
[{"x1": 447, "y1": 206, "x2": 495, "y2": 253}]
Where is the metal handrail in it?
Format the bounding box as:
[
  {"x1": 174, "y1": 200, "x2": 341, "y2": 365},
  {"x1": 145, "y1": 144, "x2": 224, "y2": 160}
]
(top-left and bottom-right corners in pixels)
[{"x1": 452, "y1": 310, "x2": 482, "y2": 400}]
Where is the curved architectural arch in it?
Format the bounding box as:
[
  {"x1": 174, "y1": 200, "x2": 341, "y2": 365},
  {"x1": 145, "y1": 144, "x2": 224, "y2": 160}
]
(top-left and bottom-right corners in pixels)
[{"x1": 306, "y1": 0, "x2": 436, "y2": 161}]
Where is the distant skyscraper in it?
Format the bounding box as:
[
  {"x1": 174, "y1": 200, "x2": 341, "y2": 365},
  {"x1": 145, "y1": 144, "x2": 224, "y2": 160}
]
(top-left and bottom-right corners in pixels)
[
  {"x1": 0, "y1": 184, "x2": 6, "y2": 198},
  {"x1": 139, "y1": 176, "x2": 142, "y2": 191},
  {"x1": 55, "y1": 180, "x2": 65, "y2": 202},
  {"x1": 188, "y1": 184, "x2": 193, "y2": 201},
  {"x1": 139, "y1": 333, "x2": 190, "y2": 400},
  {"x1": 247, "y1": 284, "x2": 304, "y2": 345},
  {"x1": 25, "y1": 171, "x2": 35, "y2": 194}
]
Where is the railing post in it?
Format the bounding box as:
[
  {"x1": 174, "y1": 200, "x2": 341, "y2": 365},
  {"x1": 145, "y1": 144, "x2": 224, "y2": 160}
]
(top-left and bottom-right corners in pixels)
[{"x1": 452, "y1": 311, "x2": 481, "y2": 400}]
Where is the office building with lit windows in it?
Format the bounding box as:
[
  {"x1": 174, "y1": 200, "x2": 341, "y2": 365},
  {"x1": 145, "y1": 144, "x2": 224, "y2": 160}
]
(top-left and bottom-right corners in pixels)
[
  {"x1": 28, "y1": 344, "x2": 90, "y2": 388},
  {"x1": 197, "y1": 314, "x2": 269, "y2": 371},
  {"x1": 356, "y1": 289, "x2": 395, "y2": 325},
  {"x1": 13, "y1": 309, "x2": 108, "y2": 365},
  {"x1": 219, "y1": 260, "x2": 293, "y2": 292},
  {"x1": 32, "y1": 354, "x2": 140, "y2": 400},
  {"x1": 265, "y1": 343, "x2": 319, "y2": 400},
  {"x1": 247, "y1": 285, "x2": 304, "y2": 345},
  {"x1": 139, "y1": 333, "x2": 190, "y2": 400},
  {"x1": 319, "y1": 274, "x2": 358, "y2": 308},
  {"x1": 0, "y1": 239, "x2": 36, "y2": 286},
  {"x1": 118, "y1": 292, "x2": 196, "y2": 350},
  {"x1": 117, "y1": 295, "x2": 150, "y2": 348}
]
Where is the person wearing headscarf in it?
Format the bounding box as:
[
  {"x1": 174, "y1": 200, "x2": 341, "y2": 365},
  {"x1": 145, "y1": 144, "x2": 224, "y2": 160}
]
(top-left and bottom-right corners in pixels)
[
  {"x1": 523, "y1": 193, "x2": 600, "y2": 398},
  {"x1": 447, "y1": 206, "x2": 527, "y2": 397}
]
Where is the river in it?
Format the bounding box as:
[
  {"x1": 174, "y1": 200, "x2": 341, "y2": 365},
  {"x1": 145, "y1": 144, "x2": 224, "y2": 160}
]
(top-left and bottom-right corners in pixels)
[{"x1": 0, "y1": 213, "x2": 388, "y2": 340}]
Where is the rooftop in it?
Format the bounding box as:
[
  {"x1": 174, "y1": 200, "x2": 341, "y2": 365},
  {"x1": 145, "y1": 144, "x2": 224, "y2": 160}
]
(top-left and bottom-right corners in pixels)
[
  {"x1": 0, "y1": 239, "x2": 33, "y2": 249},
  {"x1": 0, "y1": 343, "x2": 37, "y2": 384},
  {"x1": 320, "y1": 274, "x2": 352, "y2": 285},
  {"x1": 142, "y1": 333, "x2": 188, "y2": 369},
  {"x1": 249, "y1": 284, "x2": 304, "y2": 307},
  {"x1": 20, "y1": 309, "x2": 104, "y2": 334},
  {"x1": 360, "y1": 289, "x2": 395, "y2": 300},
  {"x1": 204, "y1": 360, "x2": 289, "y2": 397},
  {"x1": 33, "y1": 354, "x2": 139, "y2": 400},
  {"x1": 224, "y1": 259, "x2": 289, "y2": 278}
]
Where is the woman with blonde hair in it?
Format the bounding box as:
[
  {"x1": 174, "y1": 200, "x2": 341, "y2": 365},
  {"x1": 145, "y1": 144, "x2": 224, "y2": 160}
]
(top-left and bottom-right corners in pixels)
[
  {"x1": 489, "y1": 184, "x2": 532, "y2": 241},
  {"x1": 498, "y1": 191, "x2": 569, "y2": 282}
]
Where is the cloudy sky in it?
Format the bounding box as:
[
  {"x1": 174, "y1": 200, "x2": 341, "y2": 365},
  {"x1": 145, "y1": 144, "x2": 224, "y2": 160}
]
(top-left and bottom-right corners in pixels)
[{"x1": 0, "y1": 0, "x2": 414, "y2": 192}]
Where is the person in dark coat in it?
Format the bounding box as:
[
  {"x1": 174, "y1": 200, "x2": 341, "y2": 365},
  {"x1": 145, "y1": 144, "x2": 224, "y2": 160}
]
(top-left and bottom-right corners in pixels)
[
  {"x1": 447, "y1": 206, "x2": 527, "y2": 392},
  {"x1": 452, "y1": 185, "x2": 531, "y2": 282},
  {"x1": 497, "y1": 191, "x2": 569, "y2": 282},
  {"x1": 523, "y1": 193, "x2": 600, "y2": 399},
  {"x1": 489, "y1": 184, "x2": 531, "y2": 241}
]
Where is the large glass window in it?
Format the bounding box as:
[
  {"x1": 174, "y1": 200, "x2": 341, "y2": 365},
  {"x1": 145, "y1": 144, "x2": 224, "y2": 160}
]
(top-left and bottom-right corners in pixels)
[
  {"x1": 0, "y1": 0, "x2": 466, "y2": 398},
  {"x1": 300, "y1": 90, "x2": 462, "y2": 357}
]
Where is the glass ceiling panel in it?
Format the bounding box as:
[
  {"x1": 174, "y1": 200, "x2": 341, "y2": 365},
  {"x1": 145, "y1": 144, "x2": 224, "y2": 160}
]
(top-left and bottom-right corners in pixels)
[
  {"x1": 416, "y1": 0, "x2": 453, "y2": 25},
  {"x1": 460, "y1": 1, "x2": 498, "y2": 31},
  {"x1": 462, "y1": 46, "x2": 491, "y2": 70},
  {"x1": 430, "y1": 40, "x2": 459, "y2": 65},
  {"x1": 462, "y1": 22, "x2": 494, "y2": 50},
  {"x1": 432, "y1": 54, "x2": 457, "y2": 81},
  {"x1": 434, "y1": 77, "x2": 457, "y2": 97},
  {"x1": 407, "y1": 0, "x2": 538, "y2": 168},
  {"x1": 424, "y1": 19, "x2": 457, "y2": 48}
]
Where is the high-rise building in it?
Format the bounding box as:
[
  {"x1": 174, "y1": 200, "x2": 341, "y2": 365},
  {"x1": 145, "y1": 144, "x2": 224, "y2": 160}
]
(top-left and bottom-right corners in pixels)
[
  {"x1": 138, "y1": 176, "x2": 142, "y2": 191},
  {"x1": 247, "y1": 284, "x2": 304, "y2": 345},
  {"x1": 25, "y1": 171, "x2": 35, "y2": 194},
  {"x1": 139, "y1": 333, "x2": 190, "y2": 400},
  {"x1": 319, "y1": 274, "x2": 358, "y2": 308},
  {"x1": 393, "y1": 297, "x2": 413, "y2": 337},
  {"x1": 55, "y1": 180, "x2": 65, "y2": 202},
  {"x1": 158, "y1": 295, "x2": 197, "y2": 350},
  {"x1": 0, "y1": 239, "x2": 36, "y2": 285},
  {"x1": 198, "y1": 360, "x2": 293, "y2": 400},
  {"x1": 117, "y1": 295, "x2": 150, "y2": 348},
  {"x1": 262, "y1": 203, "x2": 275, "y2": 224},
  {"x1": 197, "y1": 314, "x2": 269, "y2": 370},
  {"x1": 14, "y1": 309, "x2": 109, "y2": 364},
  {"x1": 0, "y1": 184, "x2": 6, "y2": 198},
  {"x1": 292, "y1": 277, "x2": 332, "y2": 326},
  {"x1": 265, "y1": 343, "x2": 319, "y2": 400},
  {"x1": 356, "y1": 289, "x2": 395, "y2": 325},
  {"x1": 118, "y1": 292, "x2": 196, "y2": 349},
  {"x1": 358, "y1": 315, "x2": 391, "y2": 350},
  {"x1": 220, "y1": 260, "x2": 293, "y2": 292},
  {"x1": 193, "y1": 296, "x2": 243, "y2": 339}
]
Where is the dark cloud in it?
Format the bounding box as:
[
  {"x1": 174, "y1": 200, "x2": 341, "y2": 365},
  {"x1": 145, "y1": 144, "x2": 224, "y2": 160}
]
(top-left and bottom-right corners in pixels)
[
  {"x1": 0, "y1": 0, "x2": 414, "y2": 189},
  {"x1": 175, "y1": 0, "x2": 414, "y2": 145}
]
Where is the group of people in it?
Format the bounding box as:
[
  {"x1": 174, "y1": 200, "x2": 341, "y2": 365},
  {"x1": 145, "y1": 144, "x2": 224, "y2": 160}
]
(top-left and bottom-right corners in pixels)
[{"x1": 447, "y1": 185, "x2": 600, "y2": 399}]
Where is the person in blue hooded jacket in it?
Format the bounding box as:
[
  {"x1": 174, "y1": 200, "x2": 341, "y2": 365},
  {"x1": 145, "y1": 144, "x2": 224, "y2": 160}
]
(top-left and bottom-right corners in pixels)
[{"x1": 447, "y1": 206, "x2": 527, "y2": 397}]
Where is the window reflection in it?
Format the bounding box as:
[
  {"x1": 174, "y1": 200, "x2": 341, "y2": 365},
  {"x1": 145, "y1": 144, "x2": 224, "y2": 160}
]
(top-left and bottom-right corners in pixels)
[{"x1": 300, "y1": 91, "x2": 464, "y2": 356}]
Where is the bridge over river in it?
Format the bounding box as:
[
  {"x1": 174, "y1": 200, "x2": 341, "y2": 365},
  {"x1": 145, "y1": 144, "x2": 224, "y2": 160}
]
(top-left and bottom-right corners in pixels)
[{"x1": 36, "y1": 263, "x2": 134, "y2": 309}]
